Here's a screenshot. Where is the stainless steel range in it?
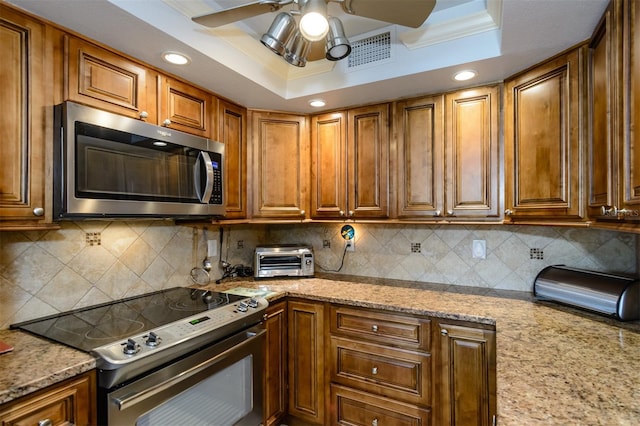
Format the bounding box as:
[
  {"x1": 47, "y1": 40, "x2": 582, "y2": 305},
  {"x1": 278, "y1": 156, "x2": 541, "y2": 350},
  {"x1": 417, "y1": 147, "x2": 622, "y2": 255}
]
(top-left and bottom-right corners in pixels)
[{"x1": 12, "y1": 287, "x2": 268, "y2": 425}]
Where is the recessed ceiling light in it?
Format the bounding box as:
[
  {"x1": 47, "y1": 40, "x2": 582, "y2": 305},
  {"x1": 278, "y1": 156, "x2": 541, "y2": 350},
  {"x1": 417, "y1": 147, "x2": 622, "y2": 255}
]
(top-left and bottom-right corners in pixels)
[
  {"x1": 153, "y1": 141, "x2": 168, "y2": 147},
  {"x1": 453, "y1": 70, "x2": 477, "y2": 81},
  {"x1": 162, "y1": 51, "x2": 191, "y2": 65},
  {"x1": 309, "y1": 99, "x2": 326, "y2": 108}
]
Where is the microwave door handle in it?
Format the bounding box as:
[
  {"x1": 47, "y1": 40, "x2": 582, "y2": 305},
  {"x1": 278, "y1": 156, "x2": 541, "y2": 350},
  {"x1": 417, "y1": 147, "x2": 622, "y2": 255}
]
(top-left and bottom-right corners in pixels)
[{"x1": 194, "y1": 151, "x2": 214, "y2": 203}]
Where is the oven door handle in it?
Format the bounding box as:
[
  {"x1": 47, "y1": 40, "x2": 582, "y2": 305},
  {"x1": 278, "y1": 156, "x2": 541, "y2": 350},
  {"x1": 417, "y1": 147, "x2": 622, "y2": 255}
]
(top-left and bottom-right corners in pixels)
[
  {"x1": 194, "y1": 151, "x2": 214, "y2": 204},
  {"x1": 114, "y1": 328, "x2": 266, "y2": 411}
]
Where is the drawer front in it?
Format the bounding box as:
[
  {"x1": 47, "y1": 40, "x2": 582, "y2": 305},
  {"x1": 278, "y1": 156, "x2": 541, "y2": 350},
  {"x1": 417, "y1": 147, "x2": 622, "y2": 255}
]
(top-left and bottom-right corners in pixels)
[
  {"x1": 331, "y1": 337, "x2": 431, "y2": 405},
  {"x1": 331, "y1": 306, "x2": 430, "y2": 351},
  {"x1": 332, "y1": 384, "x2": 431, "y2": 426}
]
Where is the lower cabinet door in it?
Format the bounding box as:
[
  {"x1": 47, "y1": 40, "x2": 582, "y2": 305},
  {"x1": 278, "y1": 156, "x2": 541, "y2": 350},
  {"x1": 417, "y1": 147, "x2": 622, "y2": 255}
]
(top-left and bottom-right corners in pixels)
[{"x1": 331, "y1": 384, "x2": 430, "y2": 426}]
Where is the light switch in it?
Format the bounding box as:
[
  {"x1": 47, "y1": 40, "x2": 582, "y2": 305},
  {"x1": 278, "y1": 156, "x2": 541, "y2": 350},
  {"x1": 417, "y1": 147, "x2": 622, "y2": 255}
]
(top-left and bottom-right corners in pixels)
[{"x1": 472, "y1": 240, "x2": 486, "y2": 259}]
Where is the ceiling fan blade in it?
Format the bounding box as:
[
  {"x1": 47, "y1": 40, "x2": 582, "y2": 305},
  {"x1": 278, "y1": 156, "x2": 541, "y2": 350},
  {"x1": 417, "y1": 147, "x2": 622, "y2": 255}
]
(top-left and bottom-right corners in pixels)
[
  {"x1": 340, "y1": 0, "x2": 437, "y2": 28},
  {"x1": 193, "y1": 1, "x2": 285, "y2": 28}
]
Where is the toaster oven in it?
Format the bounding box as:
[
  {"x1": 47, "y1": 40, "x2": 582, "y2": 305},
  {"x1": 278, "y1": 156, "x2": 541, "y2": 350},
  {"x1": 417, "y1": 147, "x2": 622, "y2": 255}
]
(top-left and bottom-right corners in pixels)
[{"x1": 254, "y1": 245, "x2": 314, "y2": 278}]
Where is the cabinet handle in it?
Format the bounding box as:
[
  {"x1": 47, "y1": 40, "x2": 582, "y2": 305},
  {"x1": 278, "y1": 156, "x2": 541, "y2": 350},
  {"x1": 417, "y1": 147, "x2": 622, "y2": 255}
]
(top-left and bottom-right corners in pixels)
[
  {"x1": 32, "y1": 207, "x2": 44, "y2": 217},
  {"x1": 139, "y1": 111, "x2": 149, "y2": 119},
  {"x1": 38, "y1": 419, "x2": 53, "y2": 426},
  {"x1": 372, "y1": 367, "x2": 378, "y2": 375},
  {"x1": 162, "y1": 118, "x2": 172, "y2": 126},
  {"x1": 504, "y1": 209, "x2": 513, "y2": 216},
  {"x1": 372, "y1": 418, "x2": 378, "y2": 426},
  {"x1": 371, "y1": 325, "x2": 378, "y2": 332},
  {"x1": 441, "y1": 329, "x2": 448, "y2": 336}
]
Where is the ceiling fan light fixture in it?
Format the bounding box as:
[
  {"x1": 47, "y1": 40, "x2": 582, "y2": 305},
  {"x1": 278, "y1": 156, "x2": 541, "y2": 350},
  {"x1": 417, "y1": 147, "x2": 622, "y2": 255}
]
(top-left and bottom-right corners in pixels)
[
  {"x1": 284, "y1": 31, "x2": 311, "y2": 67},
  {"x1": 299, "y1": 0, "x2": 329, "y2": 41},
  {"x1": 326, "y1": 17, "x2": 351, "y2": 61},
  {"x1": 261, "y1": 12, "x2": 297, "y2": 56}
]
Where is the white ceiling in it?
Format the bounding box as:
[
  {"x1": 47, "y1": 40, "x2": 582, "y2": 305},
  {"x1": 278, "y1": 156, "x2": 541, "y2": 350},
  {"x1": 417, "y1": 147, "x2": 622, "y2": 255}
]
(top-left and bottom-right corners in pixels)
[{"x1": 8, "y1": 0, "x2": 608, "y2": 113}]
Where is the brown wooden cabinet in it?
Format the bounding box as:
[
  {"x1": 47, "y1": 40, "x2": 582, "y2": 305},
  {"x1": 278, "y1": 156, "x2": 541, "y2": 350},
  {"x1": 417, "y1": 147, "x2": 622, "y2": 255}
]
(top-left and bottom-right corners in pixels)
[
  {"x1": 504, "y1": 46, "x2": 586, "y2": 223},
  {"x1": 264, "y1": 301, "x2": 288, "y2": 426},
  {"x1": 0, "y1": 4, "x2": 54, "y2": 230},
  {"x1": 217, "y1": 99, "x2": 247, "y2": 219},
  {"x1": 0, "y1": 371, "x2": 96, "y2": 426},
  {"x1": 329, "y1": 306, "x2": 431, "y2": 425},
  {"x1": 433, "y1": 322, "x2": 496, "y2": 426},
  {"x1": 66, "y1": 36, "x2": 158, "y2": 122},
  {"x1": 158, "y1": 75, "x2": 215, "y2": 138},
  {"x1": 310, "y1": 104, "x2": 389, "y2": 220},
  {"x1": 287, "y1": 299, "x2": 326, "y2": 424},
  {"x1": 395, "y1": 86, "x2": 500, "y2": 221},
  {"x1": 250, "y1": 111, "x2": 309, "y2": 219}
]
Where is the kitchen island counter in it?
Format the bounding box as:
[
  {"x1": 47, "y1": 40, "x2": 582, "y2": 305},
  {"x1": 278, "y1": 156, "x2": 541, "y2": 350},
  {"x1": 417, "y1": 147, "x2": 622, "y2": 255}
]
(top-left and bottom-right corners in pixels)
[{"x1": 215, "y1": 275, "x2": 640, "y2": 425}]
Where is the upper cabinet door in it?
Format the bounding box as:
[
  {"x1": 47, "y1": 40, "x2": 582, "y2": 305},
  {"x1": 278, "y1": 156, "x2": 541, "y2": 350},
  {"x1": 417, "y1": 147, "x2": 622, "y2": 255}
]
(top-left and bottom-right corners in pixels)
[
  {"x1": 310, "y1": 111, "x2": 348, "y2": 219},
  {"x1": 0, "y1": 6, "x2": 52, "y2": 229},
  {"x1": 504, "y1": 47, "x2": 586, "y2": 223},
  {"x1": 445, "y1": 86, "x2": 501, "y2": 220},
  {"x1": 250, "y1": 111, "x2": 309, "y2": 219},
  {"x1": 66, "y1": 36, "x2": 157, "y2": 122},
  {"x1": 588, "y1": 0, "x2": 624, "y2": 219},
  {"x1": 347, "y1": 104, "x2": 390, "y2": 219},
  {"x1": 218, "y1": 99, "x2": 247, "y2": 219},
  {"x1": 158, "y1": 76, "x2": 214, "y2": 138},
  {"x1": 395, "y1": 95, "x2": 444, "y2": 219}
]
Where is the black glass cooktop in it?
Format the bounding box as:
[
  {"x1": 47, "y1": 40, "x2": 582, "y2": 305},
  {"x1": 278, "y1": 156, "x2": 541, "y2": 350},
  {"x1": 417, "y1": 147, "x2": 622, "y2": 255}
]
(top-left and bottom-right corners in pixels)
[{"x1": 11, "y1": 287, "x2": 245, "y2": 353}]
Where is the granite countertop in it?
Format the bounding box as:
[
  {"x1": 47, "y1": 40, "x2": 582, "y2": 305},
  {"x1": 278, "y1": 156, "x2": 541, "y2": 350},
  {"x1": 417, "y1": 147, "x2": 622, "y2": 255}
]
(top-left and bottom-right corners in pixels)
[
  {"x1": 1, "y1": 275, "x2": 638, "y2": 425},
  {"x1": 215, "y1": 275, "x2": 640, "y2": 425},
  {"x1": 0, "y1": 329, "x2": 95, "y2": 405}
]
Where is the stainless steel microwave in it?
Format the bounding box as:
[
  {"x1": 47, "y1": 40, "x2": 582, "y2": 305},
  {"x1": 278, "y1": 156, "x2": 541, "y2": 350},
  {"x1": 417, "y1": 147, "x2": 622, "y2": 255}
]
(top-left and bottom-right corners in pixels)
[{"x1": 54, "y1": 101, "x2": 224, "y2": 219}]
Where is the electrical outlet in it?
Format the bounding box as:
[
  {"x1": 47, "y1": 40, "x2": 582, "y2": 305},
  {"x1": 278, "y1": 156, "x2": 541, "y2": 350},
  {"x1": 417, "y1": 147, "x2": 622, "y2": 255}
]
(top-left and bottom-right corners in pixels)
[
  {"x1": 472, "y1": 240, "x2": 486, "y2": 259},
  {"x1": 345, "y1": 240, "x2": 355, "y2": 252},
  {"x1": 323, "y1": 239, "x2": 331, "y2": 248},
  {"x1": 207, "y1": 239, "x2": 218, "y2": 257}
]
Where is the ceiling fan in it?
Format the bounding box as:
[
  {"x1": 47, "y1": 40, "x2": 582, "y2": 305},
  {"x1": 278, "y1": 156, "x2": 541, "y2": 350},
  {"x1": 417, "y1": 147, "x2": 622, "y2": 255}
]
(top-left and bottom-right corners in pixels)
[{"x1": 192, "y1": 0, "x2": 436, "y2": 67}]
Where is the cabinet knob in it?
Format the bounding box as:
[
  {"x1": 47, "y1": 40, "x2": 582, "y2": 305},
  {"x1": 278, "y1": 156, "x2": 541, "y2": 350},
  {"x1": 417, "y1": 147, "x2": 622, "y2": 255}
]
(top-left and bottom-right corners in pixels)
[
  {"x1": 139, "y1": 111, "x2": 149, "y2": 119},
  {"x1": 371, "y1": 324, "x2": 378, "y2": 332},
  {"x1": 300, "y1": 210, "x2": 305, "y2": 216},
  {"x1": 434, "y1": 210, "x2": 441, "y2": 217},
  {"x1": 504, "y1": 209, "x2": 513, "y2": 216},
  {"x1": 372, "y1": 419, "x2": 378, "y2": 426},
  {"x1": 33, "y1": 207, "x2": 44, "y2": 217},
  {"x1": 372, "y1": 366, "x2": 378, "y2": 375},
  {"x1": 162, "y1": 118, "x2": 172, "y2": 126},
  {"x1": 348, "y1": 210, "x2": 354, "y2": 217},
  {"x1": 38, "y1": 419, "x2": 52, "y2": 426},
  {"x1": 339, "y1": 210, "x2": 345, "y2": 216},
  {"x1": 441, "y1": 329, "x2": 449, "y2": 336},
  {"x1": 446, "y1": 210, "x2": 454, "y2": 216}
]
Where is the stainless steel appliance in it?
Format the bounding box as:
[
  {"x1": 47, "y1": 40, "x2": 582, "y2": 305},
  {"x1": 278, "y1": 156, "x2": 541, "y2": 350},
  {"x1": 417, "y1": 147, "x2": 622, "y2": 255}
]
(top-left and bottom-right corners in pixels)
[
  {"x1": 254, "y1": 244, "x2": 314, "y2": 278},
  {"x1": 54, "y1": 101, "x2": 225, "y2": 219},
  {"x1": 12, "y1": 287, "x2": 267, "y2": 425},
  {"x1": 534, "y1": 265, "x2": 640, "y2": 321}
]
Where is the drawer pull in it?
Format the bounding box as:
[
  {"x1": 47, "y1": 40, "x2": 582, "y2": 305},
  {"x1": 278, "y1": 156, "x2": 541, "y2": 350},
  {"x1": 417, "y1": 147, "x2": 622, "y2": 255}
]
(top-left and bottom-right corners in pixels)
[
  {"x1": 441, "y1": 329, "x2": 449, "y2": 336},
  {"x1": 371, "y1": 325, "x2": 378, "y2": 332},
  {"x1": 38, "y1": 419, "x2": 53, "y2": 426},
  {"x1": 372, "y1": 366, "x2": 378, "y2": 375},
  {"x1": 372, "y1": 418, "x2": 378, "y2": 426}
]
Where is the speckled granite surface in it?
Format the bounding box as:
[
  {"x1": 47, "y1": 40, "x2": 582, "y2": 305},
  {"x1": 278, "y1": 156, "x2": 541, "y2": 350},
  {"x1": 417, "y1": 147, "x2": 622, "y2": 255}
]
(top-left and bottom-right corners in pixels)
[
  {"x1": 215, "y1": 275, "x2": 640, "y2": 425},
  {"x1": 1, "y1": 275, "x2": 638, "y2": 425},
  {"x1": 0, "y1": 329, "x2": 95, "y2": 405}
]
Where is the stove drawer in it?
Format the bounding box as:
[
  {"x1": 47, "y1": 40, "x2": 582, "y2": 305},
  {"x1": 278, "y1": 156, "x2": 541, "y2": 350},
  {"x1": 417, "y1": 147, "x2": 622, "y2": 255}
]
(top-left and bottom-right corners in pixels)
[
  {"x1": 331, "y1": 384, "x2": 431, "y2": 426},
  {"x1": 330, "y1": 336, "x2": 431, "y2": 406},
  {"x1": 330, "y1": 306, "x2": 431, "y2": 351}
]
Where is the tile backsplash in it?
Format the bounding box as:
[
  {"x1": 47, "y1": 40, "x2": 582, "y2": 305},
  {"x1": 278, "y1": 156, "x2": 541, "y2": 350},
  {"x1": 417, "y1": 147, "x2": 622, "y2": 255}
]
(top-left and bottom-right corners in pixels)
[{"x1": 0, "y1": 221, "x2": 637, "y2": 329}]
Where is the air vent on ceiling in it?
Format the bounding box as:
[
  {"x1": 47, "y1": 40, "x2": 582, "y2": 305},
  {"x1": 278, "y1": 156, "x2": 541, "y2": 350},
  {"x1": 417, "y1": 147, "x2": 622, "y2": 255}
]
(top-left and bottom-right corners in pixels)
[{"x1": 347, "y1": 31, "x2": 392, "y2": 69}]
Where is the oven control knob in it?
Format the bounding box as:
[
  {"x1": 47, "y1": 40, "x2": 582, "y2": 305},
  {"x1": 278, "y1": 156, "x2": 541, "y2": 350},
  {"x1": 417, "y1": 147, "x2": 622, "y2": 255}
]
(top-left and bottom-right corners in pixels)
[
  {"x1": 145, "y1": 332, "x2": 161, "y2": 347},
  {"x1": 123, "y1": 338, "x2": 140, "y2": 355},
  {"x1": 237, "y1": 302, "x2": 248, "y2": 312},
  {"x1": 247, "y1": 298, "x2": 259, "y2": 309}
]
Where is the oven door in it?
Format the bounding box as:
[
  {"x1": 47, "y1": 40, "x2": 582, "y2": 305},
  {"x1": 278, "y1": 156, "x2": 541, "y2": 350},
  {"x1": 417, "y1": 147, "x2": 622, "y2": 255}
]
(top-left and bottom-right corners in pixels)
[{"x1": 103, "y1": 326, "x2": 265, "y2": 426}]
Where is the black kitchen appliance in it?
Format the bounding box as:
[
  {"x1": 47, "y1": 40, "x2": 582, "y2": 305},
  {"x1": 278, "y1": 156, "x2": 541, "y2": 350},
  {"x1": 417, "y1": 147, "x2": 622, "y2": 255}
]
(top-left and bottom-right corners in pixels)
[{"x1": 12, "y1": 287, "x2": 268, "y2": 425}]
